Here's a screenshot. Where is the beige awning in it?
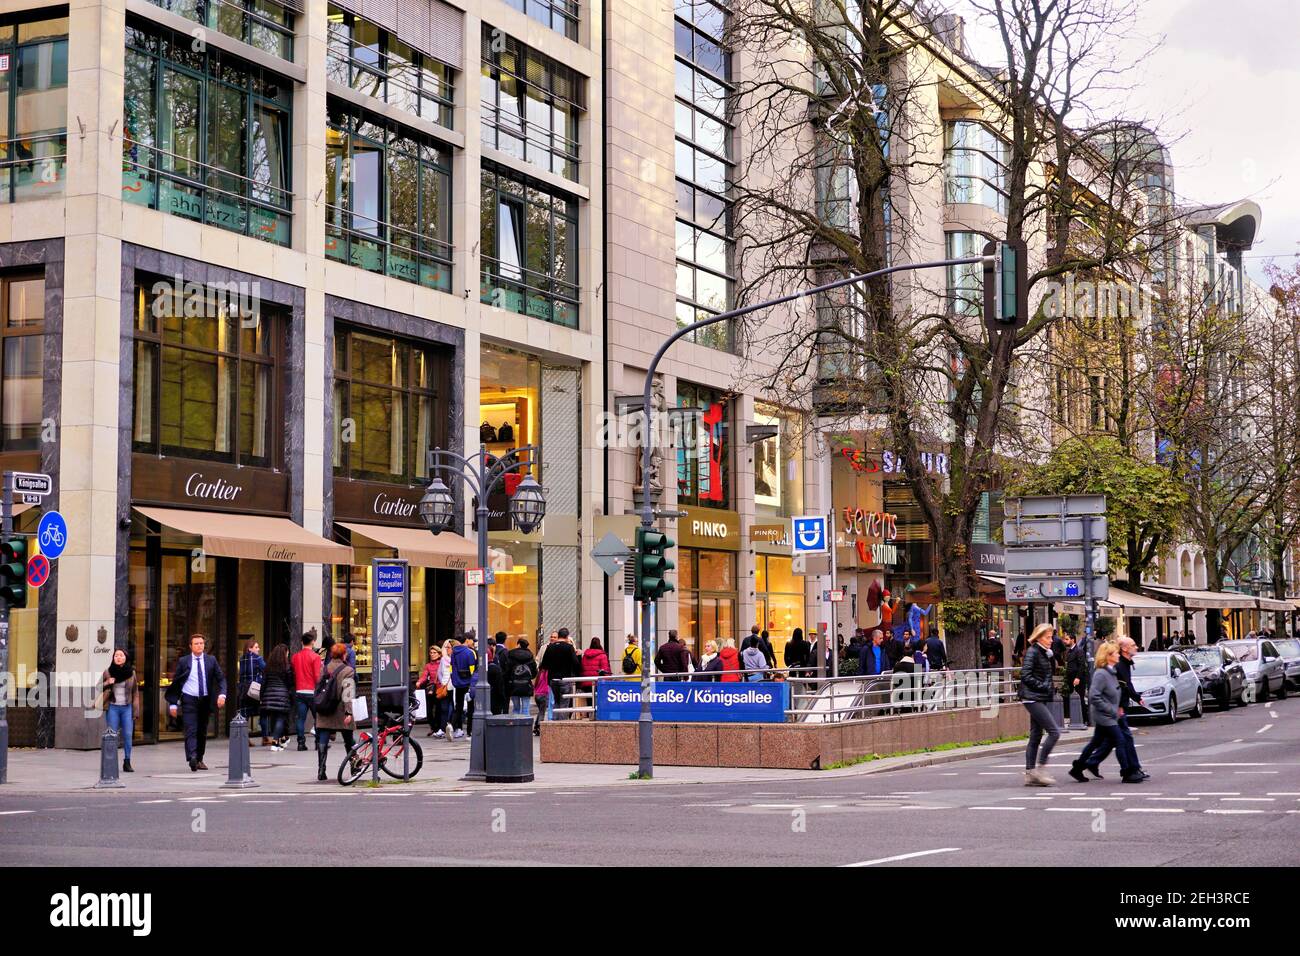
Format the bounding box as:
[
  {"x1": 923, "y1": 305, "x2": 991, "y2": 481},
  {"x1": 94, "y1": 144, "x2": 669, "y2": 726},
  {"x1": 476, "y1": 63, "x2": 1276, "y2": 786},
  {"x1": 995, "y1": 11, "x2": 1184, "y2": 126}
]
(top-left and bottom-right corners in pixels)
[
  {"x1": 338, "y1": 521, "x2": 479, "y2": 570},
  {"x1": 1254, "y1": 596, "x2": 1297, "y2": 612},
  {"x1": 135, "y1": 506, "x2": 353, "y2": 565},
  {"x1": 1055, "y1": 586, "x2": 1181, "y2": 618},
  {"x1": 1142, "y1": 585, "x2": 1258, "y2": 610}
]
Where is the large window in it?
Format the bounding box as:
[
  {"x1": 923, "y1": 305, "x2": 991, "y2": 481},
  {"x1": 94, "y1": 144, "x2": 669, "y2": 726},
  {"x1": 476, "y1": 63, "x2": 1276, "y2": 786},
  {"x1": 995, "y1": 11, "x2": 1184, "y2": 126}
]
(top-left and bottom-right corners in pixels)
[
  {"x1": 945, "y1": 121, "x2": 1008, "y2": 214},
  {"x1": 500, "y1": 0, "x2": 578, "y2": 41},
  {"x1": 480, "y1": 166, "x2": 578, "y2": 327},
  {"x1": 143, "y1": 0, "x2": 295, "y2": 60},
  {"x1": 676, "y1": 382, "x2": 729, "y2": 509},
  {"x1": 326, "y1": 6, "x2": 454, "y2": 130},
  {"x1": 333, "y1": 327, "x2": 448, "y2": 485},
  {"x1": 480, "y1": 28, "x2": 583, "y2": 181},
  {"x1": 678, "y1": 547, "x2": 736, "y2": 658},
  {"x1": 132, "y1": 279, "x2": 280, "y2": 468},
  {"x1": 122, "y1": 21, "x2": 292, "y2": 245},
  {"x1": 325, "y1": 102, "x2": 452, "y2": 291},
  {"x1": 674, "y1": 0, "x2": 733, "y2": 350},
  {"x1": 0, "y1": 275, "x2": 44, "y2": 451},
  {"x1": 0, "y1": 14, "x2": 68, "y2": 204},
  {"x1": 946, "y1": 231, "x2": 986, "y2": 316},
  {"x1": 755, "y1": 554, "x2": 804, "y2": 661}
]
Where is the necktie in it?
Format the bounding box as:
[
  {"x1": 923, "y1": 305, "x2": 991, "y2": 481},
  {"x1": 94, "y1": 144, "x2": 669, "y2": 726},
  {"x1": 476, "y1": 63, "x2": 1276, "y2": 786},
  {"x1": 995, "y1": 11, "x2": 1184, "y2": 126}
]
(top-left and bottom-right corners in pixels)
[{"x1": 197, "y1": 655, "x2": 206, "y2": 697}]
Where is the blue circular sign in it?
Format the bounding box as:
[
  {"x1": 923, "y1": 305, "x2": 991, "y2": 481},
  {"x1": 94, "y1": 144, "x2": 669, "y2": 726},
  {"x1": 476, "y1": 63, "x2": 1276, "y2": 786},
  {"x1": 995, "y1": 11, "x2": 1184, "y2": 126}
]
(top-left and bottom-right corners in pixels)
[{"x1": 38, "y1": 510, "x2": 68, "y2": 560}]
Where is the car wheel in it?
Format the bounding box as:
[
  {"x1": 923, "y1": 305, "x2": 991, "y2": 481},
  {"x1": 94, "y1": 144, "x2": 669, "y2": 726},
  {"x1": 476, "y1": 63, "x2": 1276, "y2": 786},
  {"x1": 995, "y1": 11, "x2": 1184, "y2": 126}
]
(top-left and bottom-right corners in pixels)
[
  {"x1": 1259, "y1": 679, "x2": 1270, "y2": 703},
  {"x1": 1216, "y1": 686, "x2": 1231, "y2": 709},
  {"x1": 1192, "y1": 691, "x2": 1203, "y2": 718},
  {"x1": 1279, "y1": 678, "x2": 1288, "y2": 700},
  {"x1": 1236, "y1": 684, "x2": 1249, "y2": 706},
  {"x1": 1166, "y1": 693, "x2": 1178, "y2": 724}
]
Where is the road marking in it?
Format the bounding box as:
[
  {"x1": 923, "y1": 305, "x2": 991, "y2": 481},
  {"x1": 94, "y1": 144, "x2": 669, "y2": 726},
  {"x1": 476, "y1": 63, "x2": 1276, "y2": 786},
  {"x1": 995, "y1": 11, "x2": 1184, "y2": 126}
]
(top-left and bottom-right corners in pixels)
[
  {"x1": 939, "y1": 772, "x2": 959, "y2": 776},
  {"x1": 1231, "y1": 739, "x2": 1244, "y2": 744},
  {"x1": 843, "y1": 847, "x2": 961, "y2": 867},
  {"x1": 683, "y1": 803, "x2": 734, "y2": 808},
  {"x1": 1168, "y1": 771, "x2": 1212, "y2": 775},
  {"x1": 1124, "y1": 808, "x2": 1184, "y2": 813},
  {"x1": 1071, "y1": 796, "x2": 1122, "y2": 801},
  {"x1": 1008, "y1": 796, "x2": 1052, "y2": 801},
  {"x1": 1149, "y1": 797, "x2": 1199, "y2": 802},
  {"x1": 1269, "y1": 711, "x2": 1278, "y2": 718},
  {"x1": 1235, "y1": 771, "x2": 1280, "y2": 775},
  {"x1": 1189, "y1": 792, "x2": 1239, "y2": 796},
  {"x1": 1221, "y1": 797, "x2": 1275, "y2": 802},
  {"x1": 485, "y1": 791, "x2": 535, "y2": 796},
  {"x1": 0, "y1": 810, "x2": 33, "y2": 816},
  {"x1": 1046, "y1": 807, "x2": 1104, "y2": 813},
  {"x1": 978, "y1": 772, "x2": 1019, "y2": 776},
  {"x1": 241, "y1": 800, "x2": 283, "y2": 804},
  {"x1": 1113, "y1": 792, "x2": 1160, "y2": 796},
  {"x1": 888, "y1": 791, "x2": 930, "y2": 795},
  {"x1": 1256, "y1": 724, "x2": 1273, "y2": 734},
  {"x1": 552, "y1": 791, "x2": 586, "y2": 795},
  {"x1": 752, "y1": 803, "x2": 803, "y2": 809},
  {"x1": 1196, "y1": 762, "x2": 1274, "y2": 766},
  {"x1": 752, "y1": 792, "x2": 792, "y2": 796},
  {"x1": 1267, "y1": 793, "x2": 1300, "y2": 797},
  {"x1": 1205, "y1": 809, "x2": 1265, "y2": 815},
  {"x1": 137, "y1": 799, "x2": 173, "y2": 804},
  {"x1": 970, "y1": 806, "x2": 1024, "y2": 811}
]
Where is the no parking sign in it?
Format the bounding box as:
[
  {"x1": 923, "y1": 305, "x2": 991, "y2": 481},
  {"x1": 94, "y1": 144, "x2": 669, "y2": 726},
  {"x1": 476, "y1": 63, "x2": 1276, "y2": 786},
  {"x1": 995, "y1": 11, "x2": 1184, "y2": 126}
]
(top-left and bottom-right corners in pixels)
[{"x1": 27, "y1": 553, "x2": 50, "y2": 588}]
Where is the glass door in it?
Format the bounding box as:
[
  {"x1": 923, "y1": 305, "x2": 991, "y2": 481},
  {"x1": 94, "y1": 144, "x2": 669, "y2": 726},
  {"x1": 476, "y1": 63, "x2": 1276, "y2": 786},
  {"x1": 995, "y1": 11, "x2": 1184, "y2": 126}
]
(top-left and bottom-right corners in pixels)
[{"x1": 156, "y1": 550, "x2": 218, "y2": 740}]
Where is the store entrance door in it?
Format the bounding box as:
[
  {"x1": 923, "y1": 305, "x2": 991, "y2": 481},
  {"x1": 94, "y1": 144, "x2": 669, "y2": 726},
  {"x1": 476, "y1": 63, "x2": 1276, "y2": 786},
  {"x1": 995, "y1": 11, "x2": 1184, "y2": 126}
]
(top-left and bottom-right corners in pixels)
[{"x1": 154, "y1": 551, "x2": 221, "y2": 741}]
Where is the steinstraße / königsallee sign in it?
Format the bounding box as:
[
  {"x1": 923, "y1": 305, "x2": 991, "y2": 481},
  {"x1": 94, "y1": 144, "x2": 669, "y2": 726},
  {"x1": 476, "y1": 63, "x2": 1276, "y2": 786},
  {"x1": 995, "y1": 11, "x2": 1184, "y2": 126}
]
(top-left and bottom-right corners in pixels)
[{"x1": 596, "y1": 682, "x2": 790, "y2": 722}]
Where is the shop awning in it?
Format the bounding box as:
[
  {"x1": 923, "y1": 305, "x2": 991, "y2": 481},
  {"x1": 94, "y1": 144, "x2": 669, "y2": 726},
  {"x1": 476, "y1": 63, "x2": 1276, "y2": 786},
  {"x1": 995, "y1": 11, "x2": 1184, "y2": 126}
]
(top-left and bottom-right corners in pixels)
[
  {"x1": 1054, "y1": 586, "x2": 1181, "y2": 619},
  {"x1": 1254, "y1": 595, "x2": 1297, "y2": 612},
  {"x1": 338, "y1": 521, "x2": 479, "y2": 570},
  {"x1": 135, "y1": 506, "x2": 353, "y2": 565},
  {"x1": 1141, "y1": 585, "x2": 1258, "y2": 610}
]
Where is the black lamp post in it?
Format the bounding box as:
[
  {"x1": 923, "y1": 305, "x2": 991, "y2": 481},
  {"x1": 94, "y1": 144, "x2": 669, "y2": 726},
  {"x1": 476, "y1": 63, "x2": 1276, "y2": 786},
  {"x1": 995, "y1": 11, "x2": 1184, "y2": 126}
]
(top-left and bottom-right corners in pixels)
[{"x1": 420, "y1": 445, "x2": 544, "y2": 781}]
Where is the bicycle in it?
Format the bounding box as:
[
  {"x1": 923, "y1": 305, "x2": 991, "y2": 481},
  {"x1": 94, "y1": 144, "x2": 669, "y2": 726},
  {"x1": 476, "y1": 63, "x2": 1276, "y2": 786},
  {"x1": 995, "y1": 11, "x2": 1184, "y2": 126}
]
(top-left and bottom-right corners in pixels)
[{"x1": 337, "y1": 696, "x2": 424, "y2": 786}]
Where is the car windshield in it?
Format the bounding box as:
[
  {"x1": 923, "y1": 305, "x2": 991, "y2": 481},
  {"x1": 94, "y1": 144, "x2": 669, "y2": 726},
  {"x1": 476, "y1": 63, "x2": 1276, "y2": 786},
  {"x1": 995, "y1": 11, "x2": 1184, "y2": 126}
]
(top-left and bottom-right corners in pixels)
[
  {"x1": 1222, "y1": 642, "x2": 1258, "y2": 662},
  {"x1": 1273, "y1": 639, "x2": 1300, "y2": 657},
  {"x1": 1185, "y1": 648, "x2": 1219, "y2": 667},
  {"x1": 1131, "y1": 656, "x2": 1167, "y2": 677}
]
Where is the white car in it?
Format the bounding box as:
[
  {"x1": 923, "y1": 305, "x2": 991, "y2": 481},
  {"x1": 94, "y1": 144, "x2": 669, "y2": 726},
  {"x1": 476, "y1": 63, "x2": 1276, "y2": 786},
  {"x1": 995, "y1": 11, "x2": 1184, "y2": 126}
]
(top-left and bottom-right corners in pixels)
[
  {"x1": 1128, "y1": 651, "x2": 1204, "y2": 722},
  {"x1": 1219, "y1": 639, "x2": 1288, "y2": 702},
  {"x1": 1272, "y1": 638, "x2": 1300, "y2": 690}
]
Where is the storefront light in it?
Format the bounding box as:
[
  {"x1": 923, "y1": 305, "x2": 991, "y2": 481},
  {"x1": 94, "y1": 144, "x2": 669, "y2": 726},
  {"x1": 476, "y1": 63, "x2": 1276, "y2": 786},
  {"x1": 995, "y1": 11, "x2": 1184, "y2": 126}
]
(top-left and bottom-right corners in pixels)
[
  {"x1": 418, "y1": 476, "x2": 456, "y2": 534},
  {"x1": 509, "y1": 474, "x2": 547, "y2": 534}
]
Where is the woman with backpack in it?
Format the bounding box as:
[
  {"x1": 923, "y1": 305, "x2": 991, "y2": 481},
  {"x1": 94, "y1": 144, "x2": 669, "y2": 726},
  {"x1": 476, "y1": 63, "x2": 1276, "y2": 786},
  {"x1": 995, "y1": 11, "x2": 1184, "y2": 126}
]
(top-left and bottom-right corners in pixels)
[
  {"x1": 579, "y1": 638, "x2": 611, "y2": 717},
  {"x1": 259, "y1": 645, "x2": 294, "y2": 750},
  {"x1": 740, "y1": 637, "x2": 767, "y2": 682},
  {"x1": 314, "y1": 642, "x2": 355, "y2": 782},
  {"x1": 506, "y1": 638, "x2": 539, "y2": 716},
  {"x1": 619, "y1": 633, "x2": 641, "y2": 679}
]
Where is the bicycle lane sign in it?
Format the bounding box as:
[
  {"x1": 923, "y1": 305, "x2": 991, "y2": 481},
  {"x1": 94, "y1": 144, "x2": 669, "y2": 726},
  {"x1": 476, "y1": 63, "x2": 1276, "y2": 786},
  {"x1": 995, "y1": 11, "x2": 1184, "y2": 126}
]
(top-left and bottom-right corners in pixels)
[{"x1": 38, "y1": 510, "x2": 68, "y2": 560}]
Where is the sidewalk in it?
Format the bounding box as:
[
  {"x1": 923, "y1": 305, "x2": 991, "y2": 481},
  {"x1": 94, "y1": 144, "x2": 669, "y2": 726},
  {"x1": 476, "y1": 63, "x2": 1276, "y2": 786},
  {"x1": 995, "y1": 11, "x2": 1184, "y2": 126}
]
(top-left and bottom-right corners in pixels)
[{"x1": 0, "y1": 727, "x2": 1089, "y2": 795}]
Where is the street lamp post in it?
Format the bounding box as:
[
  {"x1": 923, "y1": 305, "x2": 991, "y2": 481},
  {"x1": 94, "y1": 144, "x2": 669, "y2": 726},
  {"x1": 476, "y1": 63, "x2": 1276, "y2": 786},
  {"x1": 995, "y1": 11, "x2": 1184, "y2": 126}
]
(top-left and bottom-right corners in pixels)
[
  {"x1": 634, "y1": 255, "x2": 994, "y2": 778},
  {"x1": 420, "y1": 445, "x2": 545, "y2": 782}
]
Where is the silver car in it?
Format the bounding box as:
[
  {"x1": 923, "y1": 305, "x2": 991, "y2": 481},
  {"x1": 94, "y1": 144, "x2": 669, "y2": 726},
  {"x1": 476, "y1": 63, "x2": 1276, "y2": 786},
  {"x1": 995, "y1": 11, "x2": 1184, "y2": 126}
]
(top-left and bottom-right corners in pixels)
[
  {"x1": 1219, "y1": 639, "x2": 1288, "y2": 702},
  {"x1": 1128, "y1": 651, "x2": 1204, "y2": 723},
  {"x1": 1272, "y1": 638, "x2": 1300, "y2": 690}
]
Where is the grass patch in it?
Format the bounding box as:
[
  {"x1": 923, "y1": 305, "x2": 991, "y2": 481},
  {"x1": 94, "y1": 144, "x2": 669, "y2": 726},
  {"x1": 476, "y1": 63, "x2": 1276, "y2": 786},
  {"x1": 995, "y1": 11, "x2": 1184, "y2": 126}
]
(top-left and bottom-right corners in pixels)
[
  {"x1": 627, "y1": 771, "x2": 651, "y2": 780},
  {"x1": 822, "y1": 734, "x2": 1029, "y2": 771}
]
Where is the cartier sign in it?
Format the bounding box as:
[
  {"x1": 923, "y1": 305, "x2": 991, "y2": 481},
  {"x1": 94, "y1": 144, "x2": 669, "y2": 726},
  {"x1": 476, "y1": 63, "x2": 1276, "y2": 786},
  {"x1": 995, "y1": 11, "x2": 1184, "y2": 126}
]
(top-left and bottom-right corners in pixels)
[
  {"x1": 132, "y1": 454, "x2": 288, "y2": 515},
  {"x1": 334, "y1": 478, "x2": 425, "y2": 527}
]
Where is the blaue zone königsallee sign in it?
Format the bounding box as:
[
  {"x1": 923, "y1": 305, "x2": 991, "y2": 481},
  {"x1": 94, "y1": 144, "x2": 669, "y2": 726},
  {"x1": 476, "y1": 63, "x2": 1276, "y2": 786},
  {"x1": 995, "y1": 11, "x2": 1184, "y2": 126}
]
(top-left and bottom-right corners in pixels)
[{"x1": 595, "y1": 682, "x2": 790, "y2": 722}]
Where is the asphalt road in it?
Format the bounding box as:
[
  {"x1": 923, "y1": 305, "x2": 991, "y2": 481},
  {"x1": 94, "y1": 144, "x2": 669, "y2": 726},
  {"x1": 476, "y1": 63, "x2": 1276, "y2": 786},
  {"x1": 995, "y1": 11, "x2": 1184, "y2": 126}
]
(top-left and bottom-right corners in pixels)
[{"x1": 2, "y1": 694, "x2": 1298, "y2": 866}]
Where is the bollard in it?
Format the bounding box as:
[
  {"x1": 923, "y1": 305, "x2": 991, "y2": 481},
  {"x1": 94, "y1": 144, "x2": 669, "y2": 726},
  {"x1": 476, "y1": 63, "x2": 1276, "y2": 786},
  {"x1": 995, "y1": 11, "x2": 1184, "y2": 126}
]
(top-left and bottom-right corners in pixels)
[
  {"x1": 94, "y1": 728, "x2": 125, "y2": 789},
  {"x1": 222, "y1": 712, "x2": 259, "y2": 790}
]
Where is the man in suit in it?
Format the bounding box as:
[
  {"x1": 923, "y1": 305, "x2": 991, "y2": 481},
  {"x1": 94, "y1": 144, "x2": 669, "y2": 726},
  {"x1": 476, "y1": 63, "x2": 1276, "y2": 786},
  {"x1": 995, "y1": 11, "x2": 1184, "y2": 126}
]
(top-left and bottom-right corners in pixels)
[{"x1": 165, "y1": 633, "x2": 227, "y2": 772}]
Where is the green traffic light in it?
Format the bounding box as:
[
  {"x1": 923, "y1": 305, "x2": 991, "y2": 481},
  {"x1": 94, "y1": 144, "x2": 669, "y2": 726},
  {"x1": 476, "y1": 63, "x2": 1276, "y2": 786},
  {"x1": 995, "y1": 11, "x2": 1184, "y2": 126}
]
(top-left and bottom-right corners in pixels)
[{"x1": 0, "y1": 534, "x2": 28, "y2": 609}]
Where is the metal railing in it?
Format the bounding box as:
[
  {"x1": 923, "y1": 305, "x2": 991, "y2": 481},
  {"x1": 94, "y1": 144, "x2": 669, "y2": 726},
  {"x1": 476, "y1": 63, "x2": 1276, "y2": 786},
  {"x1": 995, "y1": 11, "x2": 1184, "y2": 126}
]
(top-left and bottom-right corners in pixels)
[
  {"x1": 0, "y1": 133, "x2": 67, "y2": 199},
  {"x1": 480, "y1": 103, "x2": 580, "y2": 180},
  {"x1": 544, "y1": 665, "x2": 1022, "y2": 722},
  {"x1": 480, "y1": 255, "x2": 579, "y2": 327},
  {"x1": 122, "y1": 138, "x2": 292, "y2": 246},
  {"x1": 148, "y1": 0, "x2": 295, "y2": 59},
  {"x1": 326, "y1": 41, "x2": 455, "y2": 129},
  {"x1": 324, "y1": 203, "x2": 452, "y2": 291}
]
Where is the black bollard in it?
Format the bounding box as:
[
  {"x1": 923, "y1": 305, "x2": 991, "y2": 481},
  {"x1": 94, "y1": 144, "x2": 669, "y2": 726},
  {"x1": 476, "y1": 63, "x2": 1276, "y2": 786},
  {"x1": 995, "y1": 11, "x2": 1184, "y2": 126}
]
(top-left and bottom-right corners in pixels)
[
  {"x1": 222, "y1": 712, "x2": 258, "y2": 789},
  {"x1": 94, "y1": 728, "x2": 125, "y2": 789}
]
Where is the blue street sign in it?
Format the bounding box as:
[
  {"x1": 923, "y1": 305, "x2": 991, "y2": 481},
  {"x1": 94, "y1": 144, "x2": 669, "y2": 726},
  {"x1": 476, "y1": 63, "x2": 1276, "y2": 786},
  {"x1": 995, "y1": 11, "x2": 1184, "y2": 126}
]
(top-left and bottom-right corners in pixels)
[
  {"x1": 595, "y1": 681, "x2": 790, "y2": 722},
  {"x1": 791, "y1": 514, "x2": 828, "y2": 554},
  {"x1": 37, "y1": 510, "x2": 68, "y2": 560},
  {"x1": 375, "y1": 563, "x2": 405, "y2": 594}
]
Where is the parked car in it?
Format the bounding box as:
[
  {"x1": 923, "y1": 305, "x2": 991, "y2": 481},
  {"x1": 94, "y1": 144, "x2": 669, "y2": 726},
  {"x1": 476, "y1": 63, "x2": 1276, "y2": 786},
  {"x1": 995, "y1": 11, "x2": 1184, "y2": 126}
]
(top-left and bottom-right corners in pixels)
[
  {"x1": 1183, "y1": 643, "x2": 1249, "y2": 709},
  {"x1": 1218, "y1": 639, "x2": 1288, "y2": 702},
  {"x1": 1128, "y1": 651, "x2": 1204, "y2": 723},
  {"x1": 1272, "y1": 638, "x2": 1300, "y2": 690}
]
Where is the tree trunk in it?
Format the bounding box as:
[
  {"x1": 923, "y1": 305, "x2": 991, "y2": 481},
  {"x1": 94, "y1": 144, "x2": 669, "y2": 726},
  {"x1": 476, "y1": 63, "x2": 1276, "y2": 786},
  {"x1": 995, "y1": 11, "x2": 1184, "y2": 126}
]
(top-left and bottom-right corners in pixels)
[
  {"x1": 1206, "y1": 566, "x2": 1224, "y2": 644},
  {"x1": 935, "y1": 538, "x2": 980, "y2": 670}
]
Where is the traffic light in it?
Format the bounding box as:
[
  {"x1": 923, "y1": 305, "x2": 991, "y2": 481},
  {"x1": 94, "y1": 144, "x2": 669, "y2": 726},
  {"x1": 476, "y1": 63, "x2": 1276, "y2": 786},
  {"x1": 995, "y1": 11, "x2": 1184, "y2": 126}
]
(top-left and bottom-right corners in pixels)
[
  {"x1": 983, "y1": 239, "x2": 1028, "y2": 331},
  {"x1": 634, "y1": 526, "x2": 675, "y2": 602},
  {"x1": 0, "y1": 534, "x2": 27, "y2": 609}
]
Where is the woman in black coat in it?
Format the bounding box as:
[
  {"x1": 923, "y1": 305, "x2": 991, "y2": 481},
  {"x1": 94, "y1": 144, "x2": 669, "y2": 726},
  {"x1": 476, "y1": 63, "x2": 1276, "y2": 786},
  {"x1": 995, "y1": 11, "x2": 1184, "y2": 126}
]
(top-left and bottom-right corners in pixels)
[
  {"x1": 1019, "y1": 624, "x2": 1062, "y2": 786},
  {"x1": 259, "y1": 644, "x2": 294, "y2": 749},
  {"x1": 782, "y1": 627, "x2": 810, "y2": 674}
]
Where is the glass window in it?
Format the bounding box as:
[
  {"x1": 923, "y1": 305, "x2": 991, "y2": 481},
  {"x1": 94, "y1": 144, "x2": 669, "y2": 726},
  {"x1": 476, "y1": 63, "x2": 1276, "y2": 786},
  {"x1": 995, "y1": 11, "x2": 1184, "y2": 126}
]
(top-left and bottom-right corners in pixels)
[
  {"x1": 325, "y1": 102, "x2": 453, "y2": 291},
  {"x1": 0, "y1": 275, "x2": 44, "y2": 450},
  {"x1": 481, "y1": 28, "x2": 583, "y2": 181},
  {"x1": 143, "y1": 0, "x2": 293, "y2": 60},
  {"x1": 122, "y1": 19, "x2": 292, "y2": 245},
  {"x1": 480, "y1": 166, "x2": 578, "y2": 327},
  {"x1": 946, "y1": 231, "x2": 985, "y2": 317},
  {"x1": 945, "y1": 121, "x2": 1008, "y2": 214},
  {"x1": 333, "y1": 326, "x2": 449, "y2": 484},
  {"x1": 678, "y1": 547, "x2": 737, "y2": 658},
  {"x1": 1, "y1": 15, "x2": 69, "y2": 203},
  {"x1": 675, "y1": 382, "x2": 729, "y2": 509},
  {"x1": 132, "y1": 279, "x2": 278, "y2": 467}
]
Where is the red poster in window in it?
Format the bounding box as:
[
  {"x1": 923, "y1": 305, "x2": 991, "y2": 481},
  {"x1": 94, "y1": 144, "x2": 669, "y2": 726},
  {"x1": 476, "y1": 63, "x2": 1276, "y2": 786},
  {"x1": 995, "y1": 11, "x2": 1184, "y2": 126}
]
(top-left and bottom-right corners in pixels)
[{"x1": 701, "y1": 402, "x2": 723, "y2": 502}]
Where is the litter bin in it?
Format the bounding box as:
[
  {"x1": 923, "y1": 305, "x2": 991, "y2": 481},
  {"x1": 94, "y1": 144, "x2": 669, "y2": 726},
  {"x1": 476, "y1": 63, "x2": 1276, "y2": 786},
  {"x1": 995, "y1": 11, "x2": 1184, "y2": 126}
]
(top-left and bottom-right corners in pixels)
[{"x1": 485, "y1": 714, "x2": 534, "y2": 783}]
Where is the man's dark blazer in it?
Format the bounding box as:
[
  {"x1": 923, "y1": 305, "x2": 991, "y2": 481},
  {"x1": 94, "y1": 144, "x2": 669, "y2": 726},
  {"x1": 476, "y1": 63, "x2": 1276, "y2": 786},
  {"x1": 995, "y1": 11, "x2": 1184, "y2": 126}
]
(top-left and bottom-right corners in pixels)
[{"x1": 165, "y1": 653, "x2": 227, "y2": 708}]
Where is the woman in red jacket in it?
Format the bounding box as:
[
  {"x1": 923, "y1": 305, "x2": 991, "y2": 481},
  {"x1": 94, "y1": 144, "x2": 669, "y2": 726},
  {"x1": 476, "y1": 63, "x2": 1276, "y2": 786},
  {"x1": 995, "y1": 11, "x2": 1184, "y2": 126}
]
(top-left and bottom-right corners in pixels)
[
  {"x1": 718, "y1": 638, "x2": 742, "y2": 682},
  {"x1": 579, "y1": 638, "x2": 611, "y2": 717}
]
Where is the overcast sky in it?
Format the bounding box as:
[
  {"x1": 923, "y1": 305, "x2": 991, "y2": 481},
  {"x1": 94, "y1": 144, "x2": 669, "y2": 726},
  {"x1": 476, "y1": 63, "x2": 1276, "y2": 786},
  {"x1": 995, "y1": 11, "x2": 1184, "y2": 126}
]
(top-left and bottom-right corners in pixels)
[{"x1": 950, "y1": 0, "x2": 1299, "y2": 285}]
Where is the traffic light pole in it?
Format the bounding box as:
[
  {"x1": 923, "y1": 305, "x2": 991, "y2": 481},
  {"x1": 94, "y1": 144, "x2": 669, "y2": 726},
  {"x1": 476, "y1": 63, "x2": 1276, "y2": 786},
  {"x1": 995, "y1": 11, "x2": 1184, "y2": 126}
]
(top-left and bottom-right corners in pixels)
[
  {"x1": 636, "y1": 255, "x2": 990, "y2": 778},
  {"x1": 0, "y1": 471, "x2": 12, "y2": 784}
]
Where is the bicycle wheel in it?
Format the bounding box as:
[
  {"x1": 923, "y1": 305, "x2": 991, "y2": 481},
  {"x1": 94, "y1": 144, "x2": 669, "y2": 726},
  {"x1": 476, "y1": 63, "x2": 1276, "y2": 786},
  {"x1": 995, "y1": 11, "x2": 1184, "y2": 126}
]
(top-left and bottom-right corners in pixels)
[
  {"x1": 337, "y1": 735, "x2": 374, "y2": 786},
  {"x1": 379, "y1": 734, "x2": 423, "y2": 780}
]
